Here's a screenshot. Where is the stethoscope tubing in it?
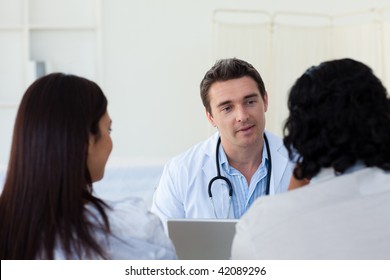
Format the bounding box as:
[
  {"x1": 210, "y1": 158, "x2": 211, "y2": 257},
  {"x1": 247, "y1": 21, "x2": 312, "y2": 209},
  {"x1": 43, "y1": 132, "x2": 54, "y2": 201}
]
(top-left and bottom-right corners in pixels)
[{"x1": 208, "y1": 133, "x2": 272, "y2": 217}]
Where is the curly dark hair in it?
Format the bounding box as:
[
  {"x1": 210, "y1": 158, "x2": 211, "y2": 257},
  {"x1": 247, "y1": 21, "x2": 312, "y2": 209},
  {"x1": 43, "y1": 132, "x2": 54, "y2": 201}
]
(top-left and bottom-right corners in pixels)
[{"x1": 283, "y1": 58, "x2": 390, "y2": 180}]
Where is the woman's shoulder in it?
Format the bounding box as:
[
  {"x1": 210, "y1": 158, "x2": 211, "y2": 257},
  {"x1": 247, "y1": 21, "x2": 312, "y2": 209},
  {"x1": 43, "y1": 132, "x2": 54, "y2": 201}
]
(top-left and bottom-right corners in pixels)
[
  {"x1": 97, "y1": 196, "x2": 161, "y2": 238},
  {"x1": 90, "y1": 197, "x2": 177, "y2": 259}
]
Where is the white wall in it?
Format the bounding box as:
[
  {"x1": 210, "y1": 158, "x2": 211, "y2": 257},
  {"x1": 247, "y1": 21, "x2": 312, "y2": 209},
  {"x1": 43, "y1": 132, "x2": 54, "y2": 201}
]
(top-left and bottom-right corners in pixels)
[
  {"x1": 100, "y1": 0, "x2": 390, "y2": 162},
  {"x1": 1, "y1": 0, "x2": 390, "y2": 166},
  {"x1": 101, "y1": 0, "x2": 213, "y2": 161}
]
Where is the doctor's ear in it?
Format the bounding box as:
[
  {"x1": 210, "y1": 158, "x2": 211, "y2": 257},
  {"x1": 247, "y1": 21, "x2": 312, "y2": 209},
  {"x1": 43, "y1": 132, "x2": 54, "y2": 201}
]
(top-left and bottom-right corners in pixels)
[
  {"x1": 263, "y1": 91, "x2": 269, "y2": 112},
  {"x1": 206, "y1": 110, "x2": 217, "y2": 127}
]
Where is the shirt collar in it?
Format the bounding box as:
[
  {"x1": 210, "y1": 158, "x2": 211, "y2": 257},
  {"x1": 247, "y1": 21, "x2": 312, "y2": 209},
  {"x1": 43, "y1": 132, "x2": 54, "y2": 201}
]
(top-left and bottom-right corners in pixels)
[{"x1": 219, "y1": 142, "x2": 269, "y2": 174}]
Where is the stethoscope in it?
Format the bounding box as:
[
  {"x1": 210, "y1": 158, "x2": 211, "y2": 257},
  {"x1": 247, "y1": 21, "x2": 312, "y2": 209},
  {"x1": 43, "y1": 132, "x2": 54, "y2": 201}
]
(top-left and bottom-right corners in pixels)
[{"x1": 208, "y1": 133, "x2": 272, "y2": 218}]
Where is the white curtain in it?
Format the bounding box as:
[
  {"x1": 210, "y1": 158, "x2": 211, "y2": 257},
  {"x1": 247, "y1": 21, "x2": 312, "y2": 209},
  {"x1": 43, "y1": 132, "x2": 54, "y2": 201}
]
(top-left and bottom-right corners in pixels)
[
  {"x1": 212, "y1": 11, "x2": 272, "y2": 82},
  {"x1": 382, "y1": 8, "x2": 390, "y2": 90},
  {"x1": 212, "y1": 11, "x2": 271, "y2": 84},
  {"x1": 213, "y1": 23, "x2": 271, "y2": 69},
  {"x1": 270, "y1": 23, "x2": 332, "y2": 134},
  {"x1": 212, "y1": 8, "x2": 390, "y2": 136},
  {"x1": 331, "y1": 12, "x2": 384, "y2": 81}
]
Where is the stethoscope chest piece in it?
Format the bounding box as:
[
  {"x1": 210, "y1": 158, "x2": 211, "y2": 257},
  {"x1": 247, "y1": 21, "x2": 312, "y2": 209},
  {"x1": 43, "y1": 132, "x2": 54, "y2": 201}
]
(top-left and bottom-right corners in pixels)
[{"x1": 208, "y1": 173, "x2": 233, "y2": 219}]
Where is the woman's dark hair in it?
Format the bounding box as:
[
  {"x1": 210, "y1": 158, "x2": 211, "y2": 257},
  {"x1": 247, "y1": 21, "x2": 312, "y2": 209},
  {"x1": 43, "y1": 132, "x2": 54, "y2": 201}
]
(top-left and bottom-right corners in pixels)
[
  {"x1": 0, "y1": 73, "x2": 110, "y2": 259},
  {"x1": 283, "y1": 58, "x2": 390, "y2": 180},
  {"x1": 200, "y1": 58, "x2": 266, "y2": 115}
]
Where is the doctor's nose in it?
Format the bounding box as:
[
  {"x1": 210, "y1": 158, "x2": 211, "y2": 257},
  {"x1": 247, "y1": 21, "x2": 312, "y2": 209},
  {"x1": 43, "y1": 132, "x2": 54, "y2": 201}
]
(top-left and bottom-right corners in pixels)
[{"x1": 236, "y1": 107, "x2": 249, "y2": 122}]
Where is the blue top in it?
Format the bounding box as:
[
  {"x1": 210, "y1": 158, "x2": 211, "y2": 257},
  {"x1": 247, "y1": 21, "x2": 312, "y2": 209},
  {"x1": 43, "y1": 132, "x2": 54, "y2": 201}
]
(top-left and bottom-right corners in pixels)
[{"x1": 220, "y1": 144, "x2": 269, "y2": 218}]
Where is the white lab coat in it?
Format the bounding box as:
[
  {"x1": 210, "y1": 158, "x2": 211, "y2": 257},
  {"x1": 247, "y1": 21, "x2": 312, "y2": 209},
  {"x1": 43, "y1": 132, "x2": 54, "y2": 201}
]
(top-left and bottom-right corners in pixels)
[
  {"x1": 232, "y1": 167, "x2": 390, "y2": 259},
  {"x1": 151, "y1": 131, "x2": 294, "y2": 221}
]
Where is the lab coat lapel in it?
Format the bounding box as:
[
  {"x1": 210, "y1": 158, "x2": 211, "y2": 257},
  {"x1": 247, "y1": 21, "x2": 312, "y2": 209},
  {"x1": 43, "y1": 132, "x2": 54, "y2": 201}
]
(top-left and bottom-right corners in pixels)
[{"x1": 266, "y1": 132, "x2": 288, "y2": 194}]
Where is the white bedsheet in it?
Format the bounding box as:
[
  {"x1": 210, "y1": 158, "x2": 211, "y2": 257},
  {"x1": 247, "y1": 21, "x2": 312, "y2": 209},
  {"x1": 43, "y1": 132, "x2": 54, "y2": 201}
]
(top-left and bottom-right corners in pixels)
[{"x1": 93, "y1": 157, "x2": 166, "y2": 209}]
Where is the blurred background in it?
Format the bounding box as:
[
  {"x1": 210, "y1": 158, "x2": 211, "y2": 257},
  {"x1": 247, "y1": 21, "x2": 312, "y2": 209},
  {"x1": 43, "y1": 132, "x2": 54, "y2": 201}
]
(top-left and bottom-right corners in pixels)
[{"x1": 1, "y1": 0, "x2": 390, "y2": 167}]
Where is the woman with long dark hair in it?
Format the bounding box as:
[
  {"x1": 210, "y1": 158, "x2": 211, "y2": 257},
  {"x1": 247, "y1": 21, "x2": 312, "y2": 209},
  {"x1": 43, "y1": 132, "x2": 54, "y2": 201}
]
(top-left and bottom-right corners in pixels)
[{"x1": 0, "y1": 73, "x2": 176, "y2": 259}]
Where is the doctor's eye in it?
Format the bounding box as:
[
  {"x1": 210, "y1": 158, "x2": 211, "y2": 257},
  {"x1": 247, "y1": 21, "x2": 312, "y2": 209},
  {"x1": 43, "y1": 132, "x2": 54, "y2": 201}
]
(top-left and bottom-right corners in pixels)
[
  {"x1": 221, "y1": 106, "x2": 232, "y2": 112},
  {"x1": 246, "y1": 99, "x2": 257, "y2": 105}
]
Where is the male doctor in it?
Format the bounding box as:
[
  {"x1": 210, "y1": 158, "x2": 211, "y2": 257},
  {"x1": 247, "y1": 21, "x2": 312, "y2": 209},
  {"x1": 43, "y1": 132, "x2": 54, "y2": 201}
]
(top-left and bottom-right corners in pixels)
[{"x1": 151, "y1": 58, "x2": 294, "y2": 221}]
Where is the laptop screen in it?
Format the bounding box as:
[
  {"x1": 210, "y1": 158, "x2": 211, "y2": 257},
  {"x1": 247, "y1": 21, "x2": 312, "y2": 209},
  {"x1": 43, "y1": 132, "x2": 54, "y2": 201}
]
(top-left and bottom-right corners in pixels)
[{"x1": 167, "y1": 219, "x2": 238, "y2": 260}]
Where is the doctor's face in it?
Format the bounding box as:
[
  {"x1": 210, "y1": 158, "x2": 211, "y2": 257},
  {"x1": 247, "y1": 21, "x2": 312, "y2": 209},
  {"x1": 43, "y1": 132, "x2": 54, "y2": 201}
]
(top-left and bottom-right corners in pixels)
[{"x1": 206, "y1": 76, "x2": 268, "y2": 150}]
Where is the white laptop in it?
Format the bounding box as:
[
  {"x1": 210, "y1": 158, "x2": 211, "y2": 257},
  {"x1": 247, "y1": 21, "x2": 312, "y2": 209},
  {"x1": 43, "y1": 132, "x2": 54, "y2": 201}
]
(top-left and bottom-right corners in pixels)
[{"x1": 167, "y1": 219, "x2": 238, "y2": 260}]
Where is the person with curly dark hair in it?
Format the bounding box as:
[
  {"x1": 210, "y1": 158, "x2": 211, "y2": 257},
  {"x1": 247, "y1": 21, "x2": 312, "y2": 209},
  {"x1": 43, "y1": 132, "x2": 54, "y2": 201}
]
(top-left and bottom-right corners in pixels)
[{"x1": 232, "y1": 58, "x2": 390, "y2": 259}]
